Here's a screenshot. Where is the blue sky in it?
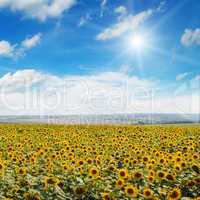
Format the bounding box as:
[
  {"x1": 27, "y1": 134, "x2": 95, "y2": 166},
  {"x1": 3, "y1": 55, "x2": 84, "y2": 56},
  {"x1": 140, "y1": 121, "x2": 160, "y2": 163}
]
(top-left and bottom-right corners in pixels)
[{"x1": 0, "y1": 0, "x2": 199, "y2": 115}]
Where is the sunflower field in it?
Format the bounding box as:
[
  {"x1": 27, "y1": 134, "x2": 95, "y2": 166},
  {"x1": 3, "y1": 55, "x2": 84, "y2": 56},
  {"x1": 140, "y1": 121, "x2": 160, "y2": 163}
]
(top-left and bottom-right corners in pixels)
[{"x1": 0, "y1": 124, "x2": 199, "y2": 200}]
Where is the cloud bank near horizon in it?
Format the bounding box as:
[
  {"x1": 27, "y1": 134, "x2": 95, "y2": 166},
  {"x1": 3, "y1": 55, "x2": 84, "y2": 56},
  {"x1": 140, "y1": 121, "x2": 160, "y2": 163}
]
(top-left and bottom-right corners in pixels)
[{"x1": 0, "y1": 69, "x2": 199, "y2": 115}]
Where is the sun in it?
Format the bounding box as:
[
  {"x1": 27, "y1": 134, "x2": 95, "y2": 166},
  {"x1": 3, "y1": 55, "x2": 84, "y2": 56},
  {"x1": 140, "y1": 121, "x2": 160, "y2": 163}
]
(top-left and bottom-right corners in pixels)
[{"x1": 130, "y1": 34, "x2": 146, "y2": 50}]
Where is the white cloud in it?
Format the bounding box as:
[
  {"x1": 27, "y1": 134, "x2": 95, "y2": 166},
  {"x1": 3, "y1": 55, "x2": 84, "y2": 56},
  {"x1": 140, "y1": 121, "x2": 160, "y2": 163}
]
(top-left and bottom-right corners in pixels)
[
  {"x1": 157, "y1": 1, "x2": 166, "y2": 12},
  {"x1": 0, "y1": 69, "x2": 153, "y2": 92},
  {"x1": 0, "y1": 0, "x2": 76, "y2": 21},
  {"x1": 101, "y1": 0, "x2": 107, "y2": 7},
  {"x1": 0, "y1": 33, "x2": 41, "y2": 59},
  {"x1": 100, "y1": 0, "x2": 107, "y2": 17},
  {"x1": 0, "y1": 69, "x2": 58, "y2": 90},
  {"x1": 119, "y1": 64, "x2": 133, "y2": 74},
  {"x1": 22, "y1": 33, "x2": 42, "y2": 49},
  {"x1": 176, "y1": 72, "x2": 190, "y2": 81},
  {"x1": 181, "y1": 28, "x2": 200, "y2": 47},
  {"x1": 78, "y1": 13, "x2": 91, "y2": 27},
  {"x1": 0, "y1": 69, "x2": 156, "y2": 115},
  {"x1": 195, "y1": 75, "x2": 200, "y2": 80},
  {"x1": 96, "y1": 9, "x2": 153, "y2": 40},
  {"x1": 114, "y1": 6, "x2": 127, "y2": 18},
  {"x1": 0, "y1": 68, "x2": 199, "y2": 115},
  {"x1": 0, "y1": 40, "x2": 15, "y2": 57},
  {"x1": 153, "y1": 94, "x2": 200, "y2": 114}
]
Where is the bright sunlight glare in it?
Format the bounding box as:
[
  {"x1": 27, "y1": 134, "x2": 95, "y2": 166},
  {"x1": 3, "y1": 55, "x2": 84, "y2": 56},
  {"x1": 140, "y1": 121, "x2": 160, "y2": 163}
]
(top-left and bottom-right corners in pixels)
[{"x1": 130, "y1": 34, "x2": 146, "y2": 50}]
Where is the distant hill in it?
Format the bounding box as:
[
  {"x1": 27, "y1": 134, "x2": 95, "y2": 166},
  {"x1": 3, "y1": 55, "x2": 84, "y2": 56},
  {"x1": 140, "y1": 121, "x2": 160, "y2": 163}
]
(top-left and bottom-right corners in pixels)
[{"x1": 0, "y1": 113, "x2": 199, "y2": 124}]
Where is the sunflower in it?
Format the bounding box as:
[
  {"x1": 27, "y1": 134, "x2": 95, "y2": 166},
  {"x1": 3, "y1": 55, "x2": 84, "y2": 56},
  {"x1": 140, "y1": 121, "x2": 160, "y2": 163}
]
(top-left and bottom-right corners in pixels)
[
  {"x1": 150, "y1": 159, "x2": 156, "y2": 165},
  {"x1": 77, "y1": 159, "x2": 84, "y2": 166},
  {"x1": 108, "y1": 164, "x2": 115, "y2": 172},
  {"x1": 44, "y1": 176, "x2": 59, "y2": 189},
  {"x1": 132, "y1": 159, "x2": 138, "y2": 165},
  {"x1": 191, "y1": 164, "x2": 199, "y2": 174},
  {"x1": 133, "y1": 171, "x2": 143, "y2": 180},
  {"x1": 157, "y1": 171, "x2": 166, "y2": 179},
  {"x1": 118, "y1": 169, "x2": 128, "y2": 179},
  {"x1": 194, "y1": 177, "x2": 200, "y2": 185},
  {"x1": 116, "y1": 178, "x2": 124, "y2": 188},
  {"x1": 86, "y1": 158, "x2": 93, "y2": 164},
  {"x1": 192, "y1": 153, "x2": 199, "y2": 160},
  {"x1": 0, "y1": 161, "x2": 5, "y2": 176},
  {"x1": 51, "y1": 153, "x2": 57, "y2": 160},
  {"x1": 143, "y1": 188, "x2": 153, "y2": 198},
  {"x1": 165, "y1": 173, "x2": 175, "y2": 181},
  {"x1": 17, "y1": 167, "x2": 27, "y2": 176},
  {"x1": 74, "y1": 186, "x2": 86, "y2": 196},
  {"x1": 174, "y1": 156, "x2": 182, "y2": 164},
  {"x1": 89, "y1": 167, "x2": 99, "y2": 178},
  {"x1": 148, "y1": 175, "x2": 155, "y2": 183},
  {"x1": 149, "y1": 170, "x2": 156, "y2": 177},
  {"x1": 180, "y1": 161, "x2": 186, "y2": 168},
  {"x1": 167, "y1": 188, "x2": 181, "y2": 200},
  {"x1": 143, "y1": 156, "x2": 149, "y2": 163},
  {"x1": 62, "y1": 163, "x2": 68, "y2": 171},
  {"x1": 124, "y1": 158, "x2": 130, "y2": 165},
  {"x1": 38, "y1": 149, "x2": 45, "y2": 157},
  {"x1": 125, "y1": 185, "x2": 138, "y2": 198},
  {"x1": 24, "y1": 192, "x2": 41, "y2": 200},
  {"x1": 174, "y1": 164, "x2": 182, "y2": 172},
  {"x1": 10, "y1": 185, "x2": 20, "y2": 193},
  {"x1": 29, "y1": 156, "x2": 36, "y2": 164},
  {"x1": 101, "y1": 192, "x2": 111, "y2": 200},
  {"x1": 147, "y1": 164, "x2": 153, "y2": 170},
  {"x1": 159, "y1": 158, "x2": 166, "y2": 165}
]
